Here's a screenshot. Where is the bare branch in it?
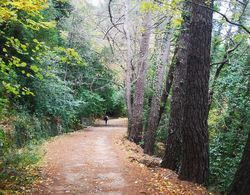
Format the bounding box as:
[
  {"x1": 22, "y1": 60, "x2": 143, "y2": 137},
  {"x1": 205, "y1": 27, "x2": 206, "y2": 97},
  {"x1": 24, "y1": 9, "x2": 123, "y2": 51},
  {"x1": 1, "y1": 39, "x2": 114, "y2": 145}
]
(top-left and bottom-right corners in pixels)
[
  {"x1": 188, "y1": 1, "x2": 250, "y2": 34},
  {"x1": 210, "y1": 42, "x2": 241, "y2": 67},
  {"x1": 103, "y1": 22, "x2": 124, "y2": 39},
  {"x1": 236, "y1": 0, "x2": 247, "y2": 6},
  {"x1": 108, "y1": 0, "x2": 124, "y2": 34}
]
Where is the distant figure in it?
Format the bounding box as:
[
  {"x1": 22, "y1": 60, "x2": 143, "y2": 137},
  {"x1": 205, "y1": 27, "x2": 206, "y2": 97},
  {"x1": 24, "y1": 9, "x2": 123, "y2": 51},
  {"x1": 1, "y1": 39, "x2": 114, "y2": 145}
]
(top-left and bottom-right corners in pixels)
[{"x1": 103, "y1": 115, "x2": 109, "y2": 125}]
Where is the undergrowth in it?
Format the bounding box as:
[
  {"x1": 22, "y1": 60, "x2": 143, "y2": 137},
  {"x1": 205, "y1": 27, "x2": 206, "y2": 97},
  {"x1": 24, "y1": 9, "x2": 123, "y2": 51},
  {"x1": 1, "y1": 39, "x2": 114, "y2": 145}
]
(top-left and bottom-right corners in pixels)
[{"x1": 0, "y1": 143, "x2": 44, "y2": 194}]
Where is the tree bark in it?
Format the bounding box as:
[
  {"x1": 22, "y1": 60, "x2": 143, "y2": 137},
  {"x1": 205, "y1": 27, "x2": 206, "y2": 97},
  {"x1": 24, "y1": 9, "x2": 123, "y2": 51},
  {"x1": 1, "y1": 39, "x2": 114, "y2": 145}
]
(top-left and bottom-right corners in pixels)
[
  {"x1": 144, "y1": 29, "x2": 171, "y2": 155},
  {"x1": 129, "y1": 6, "x2": 152, "y2": 144},
  {"x1": 124, "y1": 0, "x2": 133, "y2": 135},
  {"x1": 178, "y1": 0, "x2": 213, "y2": 184},
  {"x1": 228, "y1": 132, "x2": 250, "y2": 195},
  {"x1": 158, "y1": 50, "x2": 176, "y2": 125},
  {"x1": 161, "y1": 2, "x2": 192, "y2": 171}
]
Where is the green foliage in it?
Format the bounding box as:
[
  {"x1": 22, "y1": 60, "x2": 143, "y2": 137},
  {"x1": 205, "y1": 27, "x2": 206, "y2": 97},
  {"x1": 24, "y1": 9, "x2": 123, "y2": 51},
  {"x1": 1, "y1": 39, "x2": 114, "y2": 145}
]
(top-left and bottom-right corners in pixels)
[
  {"x1": 108, "y1": 89, "x2": 126, "y2": 117},
  {"x1": 76, "y1": 89, "x2": 105, "y2": 118},
  {"x1": 14, "y1": 113, "x2": 39, "y2": 148},
  {"x1": 156, "y1": 112, "x2": 170, "y2": 143},
  {"x1": 140, "y1": 0, "x2": 183, "y2": 28},
  {"x1": 33, "y1": 77, "x2": 80, "y2": 127},
  {"x1": 0, "y1": 0, "x2": 124, "y2": 147},
  {"x1": 0, "y1": 0, "x2": 56, "y2": 97},
  {"x1": 0, "y1": 98, "x2": 8, "y2": 117},
  {"x1": 208, "y1": 30, "x2": 249, "y2": 191},
  {"x1": 209, "y1": 129, "x2": 247, "y2": 192},
  {"x1": 0, "y1": 144, "x2": 42, "y2": 193},
  {"x1": 0, "y1": 0, "x2": 49, "y2": 23},
  {"x1": 0, "y1": 129, "x2": 11, "y2": 156}
]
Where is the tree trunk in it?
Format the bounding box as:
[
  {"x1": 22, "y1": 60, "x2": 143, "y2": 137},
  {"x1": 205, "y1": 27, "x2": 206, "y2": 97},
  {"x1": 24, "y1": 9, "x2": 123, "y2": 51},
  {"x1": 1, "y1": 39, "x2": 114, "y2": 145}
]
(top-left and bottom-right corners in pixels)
[
  {"x1": 144, "y1": 29, "x2": 171, "y2": 155},
  {"x1": 178, "y1": 0, "x2": 213, "y2": 185},
  {"x1": 228, "y1": 132, "x2": 250, "y2": 195},
  {"x1": 124, "y1": 0, "x2": 133, "y2": 135},
  {"x1": 158, "y1": 49, "x2": 176, "y2": 125},
  {"x1": 161, "y1": 2, "x2": 192, "y2": 171},
  {"x1": 129, "y1": 6, "x2": 152, "y2": 144}
]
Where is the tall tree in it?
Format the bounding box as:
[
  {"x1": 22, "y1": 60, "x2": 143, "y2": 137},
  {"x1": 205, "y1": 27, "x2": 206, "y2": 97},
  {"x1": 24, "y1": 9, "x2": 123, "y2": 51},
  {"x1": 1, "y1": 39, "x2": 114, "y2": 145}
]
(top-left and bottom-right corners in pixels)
[
  {"x1": 178, "y1": 0, "x2": 214, "y2": 184},
  {"x1": 129, "y1": 3, "x2": 152, "y2": 143},
  {"x1": 124, "y1": 0, "x2": 133, "y2": 135},
  {"x1": 161, "y1": 2, "x2": 192, "y2": 170},
  {"x1": 157, "y1": 53, "x2": 175, "y2": 125},
  {"x1": 144, "y1": 23, "x2": 171, "y2": 155}
]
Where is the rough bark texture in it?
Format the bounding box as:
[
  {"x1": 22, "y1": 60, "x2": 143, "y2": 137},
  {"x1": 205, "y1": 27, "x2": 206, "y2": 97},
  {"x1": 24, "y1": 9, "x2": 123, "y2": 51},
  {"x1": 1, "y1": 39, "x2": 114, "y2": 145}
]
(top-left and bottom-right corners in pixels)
[
  {"x1": 161, "y1": 2, "x2": 191, "y2": 171},
  {"x1": 228, "y1": 132, "x2": 250, "y2": 195},
  {"x1": 129, "y1": 8, "x2": 152, "y2": 144},
  {"x1": 144, "y1": 31, "x2": 171, "y2": 155},
  {"x1": 124, "y1": 0, "x2": 133, "y2": 135},
  {"x1": 178, "y1": 0, "x2": 213, "y2": 184}
]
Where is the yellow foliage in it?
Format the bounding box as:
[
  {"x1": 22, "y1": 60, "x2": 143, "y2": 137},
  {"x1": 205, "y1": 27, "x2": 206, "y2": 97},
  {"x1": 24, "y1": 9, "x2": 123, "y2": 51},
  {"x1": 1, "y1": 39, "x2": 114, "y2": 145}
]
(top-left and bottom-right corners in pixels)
[
  {"x1": 171, "y1": 17, "x2": 183, "y2": 28},
  {"x1": 140, "y1": 2, "x2": 158, "y2": 13},
  {"x1": 0, "y1": 0, "x2": 48, "y2": 22},
  {"x1": 0, "y1": 7, "x2": 17, "y2": 21},
  {"x1": 0, "y1": 0, "x2": 53, "y2": 30},
  {"x1": 139, "y1": 0, "x2": 183, "y2": 29}
]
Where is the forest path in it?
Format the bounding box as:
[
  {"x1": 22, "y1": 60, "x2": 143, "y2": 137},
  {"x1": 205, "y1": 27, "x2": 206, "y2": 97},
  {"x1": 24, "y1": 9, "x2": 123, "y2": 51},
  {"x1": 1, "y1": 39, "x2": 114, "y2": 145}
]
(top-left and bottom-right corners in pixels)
[{"x1": 32, "y1": 118, "x2": 149, "y2": 194}]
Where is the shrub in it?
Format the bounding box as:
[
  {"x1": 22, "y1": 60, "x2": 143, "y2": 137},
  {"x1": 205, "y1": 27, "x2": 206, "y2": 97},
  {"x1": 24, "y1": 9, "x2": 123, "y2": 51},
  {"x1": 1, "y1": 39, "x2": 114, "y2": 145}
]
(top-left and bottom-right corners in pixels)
[{"x1": 209, "y1": 130, "x2": 247, "y2": 192}]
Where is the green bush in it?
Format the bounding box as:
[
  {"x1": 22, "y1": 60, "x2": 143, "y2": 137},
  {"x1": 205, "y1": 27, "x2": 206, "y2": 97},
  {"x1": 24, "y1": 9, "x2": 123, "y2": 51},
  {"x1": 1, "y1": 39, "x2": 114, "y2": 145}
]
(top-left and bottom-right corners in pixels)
[
  {"x1": 13, "y1": 112, "x2": 61, "y2": 148},
  {"x1": 108, "y1": 89, "x2": 126, "y2": 117},
  {"x1": 33, "y1": 77, "x2": 80, "y2": 128},
  {"x1": 156, "y1": 113, "x2": 169, "y2": 143},
  {"x1": 0, "y1": 98, "x2": 8, "y2": 117},
  {"x1": 0, "y1": 144, "x2": 42, "y2": 192},
  {"x1": 76, "y1": 88, "x2": 105, "y2": 118},
  {"x1": 0, "y1": 129, "x2": 11, "y2": 157},
  {"x1": 209, "y1": 130, "x2": 247, "y2": 192}
]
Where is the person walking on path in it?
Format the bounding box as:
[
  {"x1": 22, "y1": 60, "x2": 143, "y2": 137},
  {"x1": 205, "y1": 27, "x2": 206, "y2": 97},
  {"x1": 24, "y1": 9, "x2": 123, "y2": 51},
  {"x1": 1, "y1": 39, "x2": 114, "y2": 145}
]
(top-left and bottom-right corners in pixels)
[{"x1": 104, "y1": 115, "x2": 109, "y2": 125}]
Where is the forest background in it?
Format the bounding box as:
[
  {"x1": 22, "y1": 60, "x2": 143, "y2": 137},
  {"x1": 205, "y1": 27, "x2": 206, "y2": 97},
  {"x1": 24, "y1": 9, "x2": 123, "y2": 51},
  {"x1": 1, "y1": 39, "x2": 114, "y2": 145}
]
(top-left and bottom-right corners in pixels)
[{"x1": 0, "y1": 0, "x2": 249, "y2": 194}]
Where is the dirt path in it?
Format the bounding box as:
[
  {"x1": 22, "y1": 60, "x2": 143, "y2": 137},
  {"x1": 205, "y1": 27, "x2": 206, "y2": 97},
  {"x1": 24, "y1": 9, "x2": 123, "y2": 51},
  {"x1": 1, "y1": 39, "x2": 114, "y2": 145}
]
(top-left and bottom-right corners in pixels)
[
  {"x1": 32, "y1": 118, "x2": 149, "y2": 194},
  {"x1": 31, "y1": 118, "x2": 208, "y2": 195}
]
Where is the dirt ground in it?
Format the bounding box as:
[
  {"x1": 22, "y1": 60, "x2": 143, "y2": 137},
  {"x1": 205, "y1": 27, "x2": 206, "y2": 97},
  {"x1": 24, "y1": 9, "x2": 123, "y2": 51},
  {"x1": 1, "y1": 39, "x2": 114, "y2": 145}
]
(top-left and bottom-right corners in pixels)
[{"x1": 31, "y1": 118, "x2": 208, "y2": 195}]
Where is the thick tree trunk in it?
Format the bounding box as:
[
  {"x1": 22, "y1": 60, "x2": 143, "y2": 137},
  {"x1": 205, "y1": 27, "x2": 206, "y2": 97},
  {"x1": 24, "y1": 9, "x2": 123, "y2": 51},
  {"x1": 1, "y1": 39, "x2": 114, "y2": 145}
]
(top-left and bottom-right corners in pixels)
[
  {"x1": 228, "y1": 132, "x2": 250, "y2": 195},
  {"x1": 124, "y1": 0, "x2": 133, "y2": 135},
  {"x1": 129, "y1": 7, "x2": 152, "y2": 144},
  {"x1": 178, "y1": 0, "x2": 213, "y2": 184},
  {"x1": 144, "y1": 31, "x2": 171, "y2": 155},
  {"x1": 161, "y1": 2, "x2": 191, "y2": 171}
]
